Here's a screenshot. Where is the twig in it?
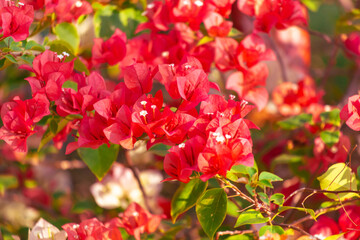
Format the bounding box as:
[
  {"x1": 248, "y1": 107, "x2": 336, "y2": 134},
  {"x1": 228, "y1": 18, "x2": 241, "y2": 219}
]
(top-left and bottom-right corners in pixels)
[
  {"x1": 217, "y1": 176, "x2": 255, "y2": 204},
  {"x1": 267, "y1": 36, "x2": 289, "y2": 82},
  {"x1": 216, "y1": 230, "x2": 255, "y2": 240},
  {"x1": 124, "y1": 151, "x2": 153, "y2": 213},
  {"x1": 274, "y1": 224, "x2": 318, "y2": 239}
]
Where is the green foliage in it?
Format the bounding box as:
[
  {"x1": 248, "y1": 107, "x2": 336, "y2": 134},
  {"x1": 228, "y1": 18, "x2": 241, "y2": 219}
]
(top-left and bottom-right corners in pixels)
[
  {"x1": 148, "y1": 143, "x2": 172, "y2": 157},
  {"x1": 0, "y1": 175, "x2": 18, "y2": 194},
  {"x1": 258, "y1": 172, "x2": 283, "y2": 189},
  {"x1": 259, "y1": 226, "x2": 284, "y2": 236},
  {"x1": 54, "y1": 22, "x2": 80, "y2": 54},
  {"x1": 38, "y1": 117, "x2": 71, "y2": 151},
  {"x1": 171, "y1": 178, "x2": 208, "y2": 223},
  {"x1": 302, "y1": 0, "x2": 323, "y2": 12},
  {"x1": 277, "y1": 206, "x2": 316, "y2": 220},
  {"x1": 270, "y1": 193, "x2": 285, "y2": 206},
  {"x1": 320, "y1": 130, "x2": 340, "y2": 146},
  {"x1": 196, "y1": 188, "x2": 227, "y2": 240},
  {"x1": 235, "y1": 209, "x2": 268, "y2": 227},
  {"x1": 317, "y1": 163, "x2": 359, "y2": 201},
  {"x1": 320, "y1": 109, "x2": 341, "y2": 127},
  {"x1": 77, "y1": 144, "x2": 120, "y2": 181},
  {"x1": 324, "y1": 233, "x2": 346, "y2": 240},
  {"x1": 278, "y1": 114, "x2": 312, "y2": 130}
]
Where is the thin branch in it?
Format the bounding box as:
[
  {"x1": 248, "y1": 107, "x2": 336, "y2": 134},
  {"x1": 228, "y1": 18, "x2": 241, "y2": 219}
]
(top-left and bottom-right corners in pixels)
[
  {"x1": 274, "y1": 224, "x2": 319, "y2": 239},
  {"x1": 217, "y1": 176, "x2": 255, "y2": 204},
  {"x1": 216, "y1": 230, "x2": 255, "y2": 240}
]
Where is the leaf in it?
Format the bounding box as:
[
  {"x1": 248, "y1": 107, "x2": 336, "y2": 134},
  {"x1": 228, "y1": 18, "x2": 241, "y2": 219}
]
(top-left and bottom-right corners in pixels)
[
  {"x1": 4, "y1": 54, "x2": 16, "y2": 63},
  {"x1": 259, "y1": 226, "x2": 284, "y2": 236},
  {"x1": 320, "y1": 130, "x2": 340, "y2": 146},
  {"x1": 278, "y1": 113, "x2": 312, "y2": 130},
  {"x1": 235, "y1": 209, "x2": 268, "y2": 227},
  {"x1": 171, "y1": 178, "x2": 207, "y2": 223},
  {"x1": 196, "y1": 188, "x2": 227, "y2": 240},
  {"x1": 277, "y1": 206, "x2": 316, "y2": 219},
  {"x1": 258, "y1": 192, "x2": 270, "y2": 205},
  {"x1": 25, "y1": 40, "x2": 45, "y2": 51},
  {"x1": 323, "y1": 233, "x2": 346, "y2": 240},
  {"x1": 54, "y1": 22, "x2": 80, "y2": 53},
  {"x1": 148, "y1": 143, "x2": 172, "y2": 157},
  {"x1": 49, "y1": 118, "x2": 58, "y2": 134},
  {"x1": 62, "y1": 80, "x2": 78, "y2": 91},
  {"x1": 38, "y1": 117, "x2": 70, "y2": 151},
  {"x1": 357, "y1": 166, "x2": 360, "y2": 180},
  {"x1": 320, "y1": 109, "x2": 341, "y2": 127},
  {"x1": 74, "y1": 57, "x2": 89, "y2": 75},
  {"x1": 48, "y1": 39, "x2": 75, "y2": 56},
  {"x1": 198, "y1": 36, "x2": 214, "y2": 46},
  {"x1": 259, "y1": 172, "x2": 283, "y2": 182},
  {"x1": 77, "y1": 144, "x2": 120, "y2": 181},
  {"x1": 317, "y1": 163, "x2": 359, "y2": 201},
  {"x1": 270, "y1": 193, "x2": 285, "y2": 206},
  {"x1": 20, "y1": 54, "x2": 35, "y2": 64},
  {"x1": 301, "y1": 0, "x2": 322, "y2": 11}
]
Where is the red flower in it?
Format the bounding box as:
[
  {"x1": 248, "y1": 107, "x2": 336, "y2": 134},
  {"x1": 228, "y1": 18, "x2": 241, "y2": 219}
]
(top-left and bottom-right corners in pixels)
[
  {"x1": 0, "y1": 1, "x2": 34, "y2": 41},
  {"x1": 21, "y1": 50, "x2": 74, "y2": 101},
  {"x1": 203, "y1": 12, "x2": 232, "y2": 37},
  {"x1": 123, "y1": 62, "x2": 153, "y2": 94},
  {"x1": 340, "y1": 94, "x2": 360, "y2": 131},
  {"x1": 310, "y1": 215, "x2": 340, "y2": 239},
  {"x1": 115, "y1": 202, "x2": 163, "y2": 240},
  {"x1": 164, "y1": 136, "x2": 205, "y2": 183},
  {"x1": 0, "y1": 94, "x2": 50, "y2": 152},
  {"x1": 339, "y1": 206, "x2": 360, "y2": 240},
  {"x1": 92, "y1": 29, "x2": 127, "y2": 66},
  {"x1": 46, "y1": 0, "x2": 92, "y2": 23},
  {"x1": 63, "y1": 218, "x2": 123, "y2": 240}
]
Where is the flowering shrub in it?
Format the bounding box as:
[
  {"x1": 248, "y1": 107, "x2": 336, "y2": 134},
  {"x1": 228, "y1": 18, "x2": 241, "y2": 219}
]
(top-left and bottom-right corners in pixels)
[{"x1": 0, "y1": 0, "x2": 359, "y2": 240}]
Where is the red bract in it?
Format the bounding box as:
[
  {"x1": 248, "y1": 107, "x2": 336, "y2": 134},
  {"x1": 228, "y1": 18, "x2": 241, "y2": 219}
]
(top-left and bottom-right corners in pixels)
[
  {"x1": 214, "y1": 37, "x2": 238, "y2": 71},
  {"x1": 63, "y1": 218, "x2": 123, "y2": 240},
  {"x1": 238, "y1": 0, "x2": 307, "y2": 33},
  {"x1": 226, "y1": 63, "x2": 269, "y2": 110},
  {"x1": 114, "y1": 202, "x2": 163, "y2": 240},
  {"x1": 160, "y1": 111, "x2": 196, "y2": 144},
  {"x1": 0, "y1": 1, "x2": 34, "y2": 41},
  {"x1": 343, "y1": 32, "x2": 360, "y2": 63},
  {"x1": 273, "y1": 77, "x2": 322, "y2": 116},
  {"x1": 0, "y1": 94, "x2": 49, "y2": 152},
  {"x1": 340, "y1": 94, "x2": 360, "y2": 131},
  {"x1": 339, "y1": 206, "x2": 360, "y2": 240},
  {"x1": 123, "y1": 62, "x2": 153, "y2": 94},
  {"x1": 209, "y1": 0, "x2": 236, "y2": 18},
  {"x1": 56, "y1": 88, "x2": 84, "y2": 117},
  {"x1": 164, "y1": 136, "x2": 205, "y2": 183},
  {"x1": 46, "y1": 0, "x2": 92, "y2": 23},
  {"x1": 203, "y1": 12, "x2": 232, "y2": 37},
  {"x1": 169, "y1": 0, "x2": 207, "y2": 30},
  {"x1": 136, "y1": 1, "x2": 170, "y2": 32},
  {"x1": 309, "y1": 215, "x2": 340, "y2": 239},
  {"x1": 92, "y1": 29, "x2": 127, "y2": 66},
  {"x1": 237, "y1": 33, "x2": 276, "y2": 69},
  {"x1": 21, "y1": 50, "x2": 74, "y2": 101}
]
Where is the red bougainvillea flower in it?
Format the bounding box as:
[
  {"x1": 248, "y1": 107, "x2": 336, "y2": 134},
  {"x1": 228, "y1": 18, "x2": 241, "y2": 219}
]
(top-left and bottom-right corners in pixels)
[
  {"x1": 309, "y1": 215, "x2": 340, "y2": 239},
  {"x1": 203, "y1": 12, "x2": 232, "y2": 37},
  {"x1": 340, "y1": 94, "x2": 360, "y2": 131},
  {"x1": 164, "y1": 136, "x2": 206, "y2": 183},
  {"x1": 209, "y1": 0, "x2": 236, "y2": 18},
  {"x1": 0, "y1": 94, "x2": 50, "y2": 152},
  {"x1": 123, "y1": 62, "x2": 153, "y2": 94},
  {"x1": 0, "y1": 0, "x2": 34, "y2": 41},
  {"x1": 343, "y1": 32, "x2": 360, "y2": 64},
  {"x1": 111, "y1": 202, "x2": 163, "y2": 240},
  {"x1": 273, "y1": 77, "x2": 322, "y2": 116},
  {"x1": 20, "y1": 50, "x2": 74, "y2": 101},
  {"x1": 226, "y1": 63, "x2": 269, "y2": 110},
  {"x1": 63, "y1": 218, "x2": 123, "y2": 240},
  {"x1": 45, "y1": 0, "x2": 92, "y2": 23},
  {"x1": 238, "y1": 0, "x2": 308, "y2": 33},
  {"x1": 339, "y1": 206, "x2": 360, "y2": 240},
  {"x1": 92, "y1": 29, "x2": 127, "y2": 66},
  {"x1": 306, "y1": 134, "x2": 350, "y2": 173}
]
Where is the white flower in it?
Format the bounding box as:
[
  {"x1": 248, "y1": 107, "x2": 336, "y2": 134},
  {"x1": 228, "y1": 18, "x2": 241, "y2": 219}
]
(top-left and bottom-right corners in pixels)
[{"x1": 28, "y1": 218, "x2": 67, "y2": 240}]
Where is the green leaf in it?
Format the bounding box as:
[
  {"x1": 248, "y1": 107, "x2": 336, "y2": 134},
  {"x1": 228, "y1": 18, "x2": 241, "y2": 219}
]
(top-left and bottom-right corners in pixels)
[
  {"x1": 54, "y1": 22, "x2": 80, "y2": 53},
  {"x1": 49, "y1": 119, "x2": 58, "y2": 134},
  {"x1": 258, "y1": 192, "x2": 270, "y2": 205},
  {"x1": 38, "y1": 117, "x2": 70, "y2": 151},
  {"x1": 259, "y1": 226, "x2": 284, "y2": 236},
  {"x1": 20, "y1": 54, "x2": 35, "y2": 64},
  {"x1": 198, "y1": 36, "x2": 214, "y2": 46},
  {"x1": 320, "y1": 109, "x2": 341, "y2": 127},
  {"x1": 259, "y1": 172, "x2": 283, "y2": 182},
  {"x1": 48, "y1": 39, "x2": 75, "y2": 56},
  {"x1": 196, "y1": 188, "x2": 227, "y2": 240},
  {"x1": 72, "y1": 200, "x2": 98, "y2": 214},
  {"x1": 74, "y1": 57, "x2": 89, "y2": 75},
  {"x1": 171, "y1": 178, "x2": 207, "y2": 223},
  {"x1": 317, "y1": 163, "x2": 359, "y2": 201},
  {"x1": 324, "y1": 233, "x2": 346, "y2": 240},
  {"x1": 62, "y1": 80, "x2": 78, "y2": 91},
  {"x1": 77, "y1": 144, "x2": 120, "y2": 181},
  {"x1": 148, "y1": 143, "x2": 172, "y2": 157},
  {"x1": 301, "y1": 0, "x2": 322, "y2": 11},
  {"x1": 235, "y1": 209, "x2": 268, "y2": 227},
  {"x1": 278, "y1": 113, "x2": 312, "y2": 130},
  {"x1": 277, "y1": 206, "x2": 316, "y2": 219},
  {"x1": 4, "y1": 54, "x2": 16, "y2": 63},
  {"x1": 258, "y1": 179, "x2": 274, "y2": 188},
  {"x1": 9, "y1": 41, "x2": 22, "y2": 51},
  {"x1": 270, "y1": 193, "x2": 285, "y2": 206},
  {"x1": 357, "y1": 166, "x2": 360, "y2": 180},
  {"x1": 320, "y1": 130, "x2": 340, "y2": 146},
  {"x1": 25, "y1": 40, "x2": 45, "y2": 51}
]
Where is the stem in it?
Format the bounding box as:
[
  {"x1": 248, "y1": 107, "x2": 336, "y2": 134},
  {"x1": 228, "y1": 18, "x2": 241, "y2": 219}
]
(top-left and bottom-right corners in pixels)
[
  {"x1": 217, "y1": 176, "x2": 255, "y2": 204},
  {"x1": 216, "y1": 230, "x2": 256, "y2": 240},
  {"x1": 267, "y1": 36, "x2": 289, "y2": 82},
  {"x1": 124, "y1": 151, "x2": 153, "y2": 213},
  {"x1": 274, "y1": 224, "x2": 318, "y2": 239}
]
